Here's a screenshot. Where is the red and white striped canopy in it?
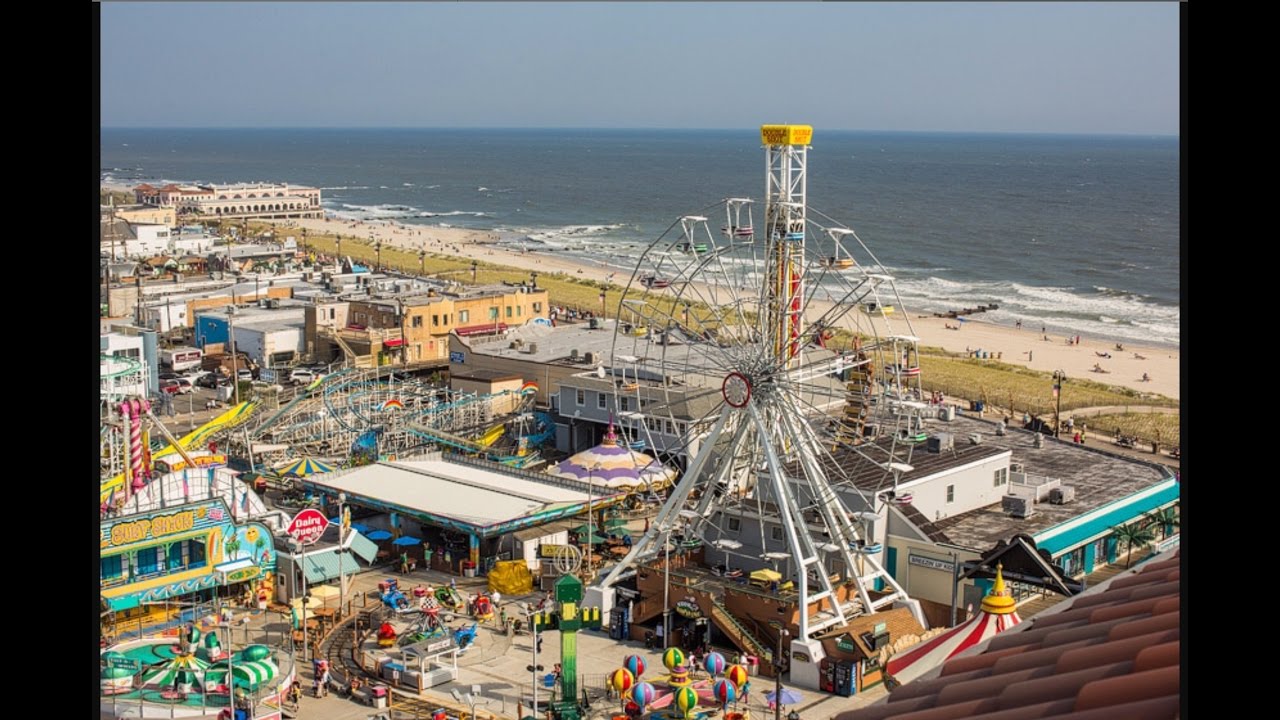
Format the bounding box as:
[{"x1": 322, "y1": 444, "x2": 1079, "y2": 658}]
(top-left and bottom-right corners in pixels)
[{"x1": 886, "y1": 566, "x2": 1022, "y2": 687}]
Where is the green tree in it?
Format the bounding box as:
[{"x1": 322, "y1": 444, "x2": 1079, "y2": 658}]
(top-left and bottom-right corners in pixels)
[{"x1": 1112, "y1": 521, "x2": 1156, "y2": 568}]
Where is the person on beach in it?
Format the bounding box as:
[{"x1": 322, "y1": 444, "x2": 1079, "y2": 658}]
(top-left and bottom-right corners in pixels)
[
  {"x1": 1028, "y1": 351, "x2": 1033, "y2": 362},
  {"x1": 1016, "y1": 320, "x2": 1022, "y2": 330}
]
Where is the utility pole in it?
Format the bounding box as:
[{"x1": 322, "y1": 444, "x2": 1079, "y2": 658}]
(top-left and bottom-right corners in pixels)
[
  {"x1": 229, "y1": 305, "x2": 241, "y2": 405},
  {"x1": 1052, "y1": 370, "x2": 1066, "y2": 438}
]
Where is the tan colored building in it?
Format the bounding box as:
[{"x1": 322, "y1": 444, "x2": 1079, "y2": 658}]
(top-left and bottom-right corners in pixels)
[
  {"x1": 107, "y1": 204, "x2": 176, "y2": 226},
  {"x1": 134, "y1": 182, "x2": 322, "y2": 220},
  {"x1": 450, "y1": 370, "x2": 525, "y2": 415},
  {"x1": 306, "y1": 284, "x2": 549, "y2": 368}
]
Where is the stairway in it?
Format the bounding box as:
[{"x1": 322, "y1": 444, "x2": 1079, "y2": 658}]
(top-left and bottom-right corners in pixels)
[{"x1": 708, "y1": 598, "x2": 773, "y2": 663}]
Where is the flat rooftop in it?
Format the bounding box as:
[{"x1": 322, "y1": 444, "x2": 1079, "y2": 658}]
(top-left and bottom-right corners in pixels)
[
  {"x1": 462, "y1": 319, "x2": 621, "y2": 365},
  {"x1": 302, "y1": 454, "x2": 625, "y2": 535},
  {"x1": 923, "y1": 415, "x2": 1173, "y2": 550}
]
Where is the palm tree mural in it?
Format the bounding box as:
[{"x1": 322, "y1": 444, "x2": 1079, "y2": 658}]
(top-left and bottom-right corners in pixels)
[
  {"x1": 1143, "y1": 506, "x2": 1180, "y2": 540},
  {"x1": 1111, "y1": 521, "x2": 1156, "y2": 569},
  {"x1": 224, "y1": 532, "x2": 243, "y2": 561}
]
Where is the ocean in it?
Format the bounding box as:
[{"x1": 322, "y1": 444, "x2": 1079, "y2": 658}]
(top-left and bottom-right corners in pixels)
[{"x1": 100, "y1": 128, "x2": 1180, "y2": 348}]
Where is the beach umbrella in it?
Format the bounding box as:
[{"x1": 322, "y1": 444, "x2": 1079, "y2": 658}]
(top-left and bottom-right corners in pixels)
[
  {"x1": 609, "y1": 667, "x2": 635, "y2": 693},
  {"x1": 281, "y1": 457, "x2": 335, "y2": 477},
  {"x1": 703, "y1": 651, "x2": 726, "y2": 676},
  {"x1": 351, "y1": 522, "x2": 371, "y2": 534},
  {"x1": 713, "y1": 679, "x2": 737, "y2": 707},
  {"x1": 765, "y1": 688, "x2": 803, "y2": 708},
  {"x1": 675, "y1": 686, "x2": 700, "y2": 717},
  {"x1": 662, "y1": 647, "x2": 686, "y2": 670},
  {"x1": 725, "y1": 664, "x2": 748, "y2": 689},
  {"x1": 366, "y1": 530, "x2": 393, "y2": 541},
  {"x1": 392, "y1": 536, "x2": 422, "y2": 546},
  {"x1": 631, "y1": 681, "x2": 656, "y2": 709},
  {"x1": 623, "y1": 654, "x2": 645, "y2": 678}
]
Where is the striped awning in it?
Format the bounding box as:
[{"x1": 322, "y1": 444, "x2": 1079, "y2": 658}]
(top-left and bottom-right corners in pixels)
[
  {"x1": 301, "y1": 550, "x2": 359, "y2": 583},
  {"x1": 206, "y1": 659, "x2": 278, "y2": 689}
]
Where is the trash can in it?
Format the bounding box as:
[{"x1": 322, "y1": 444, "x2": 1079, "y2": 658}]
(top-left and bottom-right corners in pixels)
[
  {"x1": 746, "y1": 656, "x2": 759, "y2": 675},
  {"x1": 371, "y1": 685, "x2": 388, "y2": 709}
]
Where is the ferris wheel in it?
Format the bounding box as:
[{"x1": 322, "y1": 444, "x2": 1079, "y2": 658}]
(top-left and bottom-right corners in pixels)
[{"x1": 599, "y1": 126, "x2": 927, "y2": 647}]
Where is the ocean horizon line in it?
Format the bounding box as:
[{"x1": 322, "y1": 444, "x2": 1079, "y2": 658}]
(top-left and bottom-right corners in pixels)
[{"x1": 100, "y1": 126, "x2": 1178, "y2": 141}]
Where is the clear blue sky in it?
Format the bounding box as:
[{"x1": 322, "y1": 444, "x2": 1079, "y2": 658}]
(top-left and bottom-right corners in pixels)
[{"x1": 100, "y1": 2, "x2": 1179, "y2": 135}]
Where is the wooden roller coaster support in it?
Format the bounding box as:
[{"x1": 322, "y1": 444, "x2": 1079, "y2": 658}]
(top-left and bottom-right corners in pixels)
[{"x1": 832, "y1": 352, "x2": 873, "y2": 449}]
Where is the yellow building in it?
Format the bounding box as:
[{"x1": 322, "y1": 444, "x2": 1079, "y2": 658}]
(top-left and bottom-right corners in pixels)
[{"x1": 307, "y1": 284, "x2": 549, "y2": 367}]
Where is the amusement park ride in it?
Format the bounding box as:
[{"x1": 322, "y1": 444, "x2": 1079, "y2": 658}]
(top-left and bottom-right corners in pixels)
[
  {"x1": 599, "y1": 125, "x2": 929, "y2": 689},
  {"x1": 235, "y1": 369, "x2": 554, "y2": 470}
]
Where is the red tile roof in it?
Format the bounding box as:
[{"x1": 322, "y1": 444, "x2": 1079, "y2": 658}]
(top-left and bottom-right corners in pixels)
[{"x1": 838, "y1": 551, "x2": 1180, "y2": 720}]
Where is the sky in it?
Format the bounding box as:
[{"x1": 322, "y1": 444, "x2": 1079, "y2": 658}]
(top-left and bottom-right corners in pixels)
[{"x1": 100, "y1": 2, "x2": 1180, "y2": 135}]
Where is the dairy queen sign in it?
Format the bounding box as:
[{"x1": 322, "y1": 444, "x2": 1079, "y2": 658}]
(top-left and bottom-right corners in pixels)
[{"x1": 287, "y1": 509, "x2": 330, "y2": 546}]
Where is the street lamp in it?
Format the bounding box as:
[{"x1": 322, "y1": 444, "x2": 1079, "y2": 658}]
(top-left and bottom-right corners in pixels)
[
  {"x1": 452, "y1": 688, "x2": 491, "y2": 720},
  {"x1": 773, "y1": 626, "x2": 791, "y2": 720},
  {"x1": 1052, "y1": 370, "x2": 1067, "y2": 438},
  {"x1": 585, "y1": 463, "x2": 601, "y2": 579},
  {"x1": 292, "y1": 538, "x2": 311, "y2": 664},
  {"x1": 525, "y1": 604, "x2": 544, "y2": 716},
  {"x1": 337, "y1": 491, "x2": 347, "y2": 619}
]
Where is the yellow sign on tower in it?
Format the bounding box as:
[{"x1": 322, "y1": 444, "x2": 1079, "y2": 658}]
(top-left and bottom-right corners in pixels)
[{"x1": 760, "y1": 125, "x2": 813, "y2": 146}]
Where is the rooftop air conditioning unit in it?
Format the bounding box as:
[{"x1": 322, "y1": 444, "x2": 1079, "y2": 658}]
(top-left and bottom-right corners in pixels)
[
  {"x1": 589, "y1": 317, "x2": 600, "y2": 330},
  {"x1": 526, "y1": 342, "x2": 539, "y2": 354},
  {"x1": 268, "y1": 298, "x2": 281, "y2": 309},
  {"x1": 584, "y1": 352, "x2": 597, "y2": 365},
  {"x1": 968, "y1": 433, "x2": 983, "y2": 445},
  {"x1": 1049, "y1": 486, "x2": 1076, "y2": 505},
  {"x1": 926, "y1": 434, "x2": 953, "y2": 453},
  {"x1": 570, "y1": 349, "x2": 580, "y2": 361},
  {"x1": 1010, "y1": 462, "x2": 1025, "y2": 474},
  {"x1": 1002, "y1": 495, "x2": 1035, "y2": 518}
]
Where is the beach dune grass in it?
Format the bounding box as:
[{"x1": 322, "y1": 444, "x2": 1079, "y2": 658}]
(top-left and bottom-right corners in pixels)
[
  {"x1": 916, "y1": 355, "x2": 1176, "y2": 415},
  {"x1": 1081, "y1": 412, "x2": 1180, "y2": 448}
]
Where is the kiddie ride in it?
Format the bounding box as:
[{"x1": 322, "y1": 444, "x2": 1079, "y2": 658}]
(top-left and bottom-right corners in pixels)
[
  {"x1": 377, "y1": 578, "x2": 415, "y2": 613},
  {"x1": 469, "y1": 592, "x2": 495, "y2": 622},
  {"x1": 399, "y1": 606, "x2": 447, "y2": 646},
  {"x1": 453, "y1": 623, "x2": 478, "y2": 653},
  {"x1": 610, "y1": 649, "x2": 754, "y2": 720},
  {"x1": 435, "y1": 584, "x2": 466, "y2": 612}
]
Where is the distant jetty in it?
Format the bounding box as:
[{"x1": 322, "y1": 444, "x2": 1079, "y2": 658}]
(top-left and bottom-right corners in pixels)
[{"x1": 927, "y1": 303, "x2": 1000, "y2": 319}]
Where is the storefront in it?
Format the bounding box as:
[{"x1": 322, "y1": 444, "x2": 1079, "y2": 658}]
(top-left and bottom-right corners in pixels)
[{"x1": 100, "y1": 497, "x2": 278, "y2": 613}]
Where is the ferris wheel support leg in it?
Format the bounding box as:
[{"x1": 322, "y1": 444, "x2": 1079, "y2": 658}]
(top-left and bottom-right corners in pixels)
[{"x1": 597, "y1": 410, "x2": 733, "y2": 590}]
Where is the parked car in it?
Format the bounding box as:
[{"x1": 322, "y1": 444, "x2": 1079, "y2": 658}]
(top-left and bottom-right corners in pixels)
[
  {"x1": 195, "y1": 373, "x2": 225, "y2": 389},
  {"x1": 236, "y1": 368, "x2": 254, "y2": 381},
  {"x1": 174, "y1": 378, "x2": 194, "y2": 395},
  {"x1": 290, "y1": 369, "x2": 318, "y2": 385},
  {"x1": 160, "y1": 378, "x2": 183, "y2": 395},
  {"x1": 159, "y1": 372, "x2": 180, "y2": 383}
]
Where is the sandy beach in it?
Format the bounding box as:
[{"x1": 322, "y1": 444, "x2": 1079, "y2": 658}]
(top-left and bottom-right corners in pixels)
[{"x1": 273, "y1": 214, "x2": 1180, "y2": 401}]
